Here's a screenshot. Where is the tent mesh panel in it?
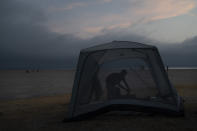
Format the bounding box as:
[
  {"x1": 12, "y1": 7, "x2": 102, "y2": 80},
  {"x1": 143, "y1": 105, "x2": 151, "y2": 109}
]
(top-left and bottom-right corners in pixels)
[{"x1": 76, "y1": 49, "x2": 174, "y2": 107}]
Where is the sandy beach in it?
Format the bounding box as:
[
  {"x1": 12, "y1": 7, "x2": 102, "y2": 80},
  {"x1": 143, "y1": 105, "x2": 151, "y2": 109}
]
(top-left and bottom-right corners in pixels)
[
  {"x1": 0, "y1": 70, "x2": 75, "y2": 100},
  {"x1": 0, "y1": 69, "x2": 197, "y2": 100},
  {"x1": 0, "y1": 70, "x2": 197, "y2": 131}
]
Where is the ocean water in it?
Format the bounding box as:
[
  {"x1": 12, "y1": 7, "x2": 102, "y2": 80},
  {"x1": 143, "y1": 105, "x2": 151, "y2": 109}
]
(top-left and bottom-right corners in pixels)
[{"x1": 168, "y1": 67, "x2": 197, "y2": 69}]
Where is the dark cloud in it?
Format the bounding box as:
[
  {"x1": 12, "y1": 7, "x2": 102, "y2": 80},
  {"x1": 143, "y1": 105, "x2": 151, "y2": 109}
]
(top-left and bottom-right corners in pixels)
[
  {"x1": 88, "y1": 32, "x2": 197, "y2": 67},
  {"x1": 0, "y1": 0, "x2": 197, "y2": 69},
  {"x1": 158, "y1": 36, "x2": 197, "y2": 67},
  {"x1": 0, "y1": 0, "x2": 82, "y2": 69}
]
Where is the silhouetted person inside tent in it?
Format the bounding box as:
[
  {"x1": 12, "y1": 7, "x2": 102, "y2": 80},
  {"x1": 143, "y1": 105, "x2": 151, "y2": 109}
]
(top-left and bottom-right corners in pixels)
[
  {"x1": 106, "y1": 69, "x2": 130, "y2": 99},
  {"x1": 92, "y1": 74, "x2": 102, "y2": 101}
]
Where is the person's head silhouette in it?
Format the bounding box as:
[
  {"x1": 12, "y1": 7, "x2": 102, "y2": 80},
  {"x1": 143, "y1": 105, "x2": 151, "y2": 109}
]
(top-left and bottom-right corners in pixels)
[{"x1": 120, "y1": 69, "x2": 127, "y2": 76}]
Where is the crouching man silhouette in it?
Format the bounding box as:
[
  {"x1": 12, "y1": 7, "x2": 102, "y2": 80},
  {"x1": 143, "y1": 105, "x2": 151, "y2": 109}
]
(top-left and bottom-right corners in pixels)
[{"x1": 105, "y1": 69, "x2": 130, "y2": 99}]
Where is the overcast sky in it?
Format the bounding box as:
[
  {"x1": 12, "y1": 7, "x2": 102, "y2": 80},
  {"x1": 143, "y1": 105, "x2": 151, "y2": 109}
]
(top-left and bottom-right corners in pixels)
[{"x1": 1, "y1": 0, "x2": 197, "y2": 69}]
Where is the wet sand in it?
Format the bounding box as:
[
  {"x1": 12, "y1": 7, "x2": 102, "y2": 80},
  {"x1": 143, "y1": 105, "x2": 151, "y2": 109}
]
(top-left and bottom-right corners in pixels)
[
  {"x1": 0, "y1": 70, "x2": 75, "y2": 100},
  {"x1": 168, "y1": 69, "x2": 197, "y2": 86},
  {"x1": 0, "y1": 70, "x2": 197, "y2": 131},
  {"x1": 0, "y1": 69, "x2": 197, "y2": 100}
]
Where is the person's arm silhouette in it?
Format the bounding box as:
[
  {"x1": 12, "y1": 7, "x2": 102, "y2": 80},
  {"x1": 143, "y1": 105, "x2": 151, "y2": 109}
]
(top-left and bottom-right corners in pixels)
[{"x1": 122, "y1": 78, "x2": 130, "y2": 94}]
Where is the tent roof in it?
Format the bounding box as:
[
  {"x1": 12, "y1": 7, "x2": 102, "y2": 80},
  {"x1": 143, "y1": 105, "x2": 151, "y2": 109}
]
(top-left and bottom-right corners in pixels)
[{"x1": 81, "y1": 41, "x2": 156, "y2": 52}]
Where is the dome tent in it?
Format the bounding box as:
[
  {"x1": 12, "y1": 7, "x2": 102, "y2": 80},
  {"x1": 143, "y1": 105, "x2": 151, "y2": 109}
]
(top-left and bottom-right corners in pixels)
[{"x1": 66, "y1": 41, "x2": 184, "y2": 121}]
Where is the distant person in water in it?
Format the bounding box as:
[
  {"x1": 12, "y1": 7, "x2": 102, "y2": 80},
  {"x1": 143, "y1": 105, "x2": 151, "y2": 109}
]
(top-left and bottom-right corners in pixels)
[{"x1": 106, "y1": 69, "x2": 130, "y2": 99}]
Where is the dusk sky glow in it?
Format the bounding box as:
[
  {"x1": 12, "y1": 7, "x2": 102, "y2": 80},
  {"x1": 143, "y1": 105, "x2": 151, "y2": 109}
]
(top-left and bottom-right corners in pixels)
[
  {"x1": 43, "y1": 0, "x2": 197, "y2": 42},
  {"x1": 1, "y1": 0, "x2": 197, "y2": 69}
]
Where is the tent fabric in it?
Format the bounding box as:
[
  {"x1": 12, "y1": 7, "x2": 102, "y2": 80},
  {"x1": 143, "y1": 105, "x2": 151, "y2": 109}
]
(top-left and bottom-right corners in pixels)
[
  {"x1": 81, "y1": 41, "x2": 155, "y2": 52},
  {"x1": 67, "y1": 41, "x2": 184, "y2": 121}
]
